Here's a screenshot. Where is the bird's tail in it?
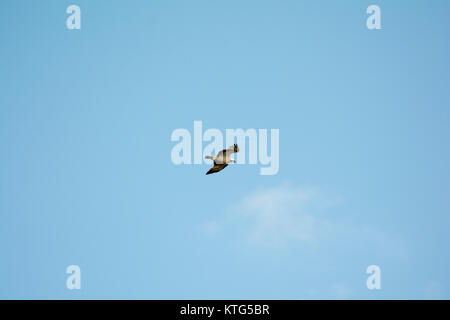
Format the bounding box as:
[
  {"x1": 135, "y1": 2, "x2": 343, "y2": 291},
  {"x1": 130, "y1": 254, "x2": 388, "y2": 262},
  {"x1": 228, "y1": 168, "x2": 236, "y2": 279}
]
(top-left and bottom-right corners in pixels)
[{"x1": 205, "y1": 155, "x2": 215, "y2": 160}]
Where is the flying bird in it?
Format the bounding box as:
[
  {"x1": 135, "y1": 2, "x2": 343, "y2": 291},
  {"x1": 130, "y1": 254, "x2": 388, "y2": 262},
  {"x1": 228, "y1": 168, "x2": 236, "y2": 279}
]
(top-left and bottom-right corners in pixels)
[{"x1": 205, "y1": 144, "x2": 239, "y2": 175}]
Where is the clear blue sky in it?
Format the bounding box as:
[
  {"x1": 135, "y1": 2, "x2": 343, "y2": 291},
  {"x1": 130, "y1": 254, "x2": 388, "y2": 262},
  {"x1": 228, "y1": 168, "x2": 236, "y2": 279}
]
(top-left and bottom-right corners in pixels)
[{"x1": 1, "y1": 0, "x2": 449, "y2": 299}]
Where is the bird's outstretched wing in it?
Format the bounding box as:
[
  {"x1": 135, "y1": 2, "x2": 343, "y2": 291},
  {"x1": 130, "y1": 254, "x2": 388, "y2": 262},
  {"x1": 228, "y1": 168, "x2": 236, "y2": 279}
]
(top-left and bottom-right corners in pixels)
[
  {"x1": 216, "y1": 144, "x2": 239, "y2": 161},
  {"x1": 206, "y1": 163, "x2": 228, "y2": 175},
  {"x1": 228, "y1": 143, "x2": 239, "y2": 154}
]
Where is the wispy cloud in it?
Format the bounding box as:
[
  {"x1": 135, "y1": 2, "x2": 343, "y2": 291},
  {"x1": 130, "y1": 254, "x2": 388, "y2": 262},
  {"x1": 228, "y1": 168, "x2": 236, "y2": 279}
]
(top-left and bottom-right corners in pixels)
[
  {"x1": 201, "y1": 184, "x2": 338, "y2": 248},
  {"x1": 229, "y1": 184, "x2": 324, "y2": 247},
  {"x1": 201, "y1": 183, "x2": 409, "y2": 259}
]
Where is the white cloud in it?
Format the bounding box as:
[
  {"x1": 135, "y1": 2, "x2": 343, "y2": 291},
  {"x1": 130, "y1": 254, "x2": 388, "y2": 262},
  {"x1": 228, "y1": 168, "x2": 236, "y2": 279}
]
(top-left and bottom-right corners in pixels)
[
  {"x1": 201, "y1": 184, "x2": 334, "y2": 248},
  {"x1": 202, "y1": 183, "x2": 409, "y2": 258},
  {"x1": 232, "y1": 185, "x2": 321, "y2": 247}
]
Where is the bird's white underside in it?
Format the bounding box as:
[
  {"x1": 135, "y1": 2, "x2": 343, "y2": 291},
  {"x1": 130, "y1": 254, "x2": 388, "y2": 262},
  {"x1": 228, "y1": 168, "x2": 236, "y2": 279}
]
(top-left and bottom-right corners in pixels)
[{"x1": 205, "y1": 146, "x2": 237, "y2": 164}]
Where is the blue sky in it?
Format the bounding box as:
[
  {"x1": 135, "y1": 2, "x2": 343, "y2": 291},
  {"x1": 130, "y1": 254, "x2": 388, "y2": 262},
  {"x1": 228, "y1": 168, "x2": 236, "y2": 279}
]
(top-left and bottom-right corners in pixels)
[{"x1": 0, "y1": 0, "x2": 449, "y2": 299}]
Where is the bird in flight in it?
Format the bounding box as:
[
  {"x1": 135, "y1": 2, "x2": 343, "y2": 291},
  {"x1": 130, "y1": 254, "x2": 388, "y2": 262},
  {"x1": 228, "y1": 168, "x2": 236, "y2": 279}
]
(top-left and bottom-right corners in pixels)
[{"x1": 205, "y1": 144, "x2": 239, "y2": 175}]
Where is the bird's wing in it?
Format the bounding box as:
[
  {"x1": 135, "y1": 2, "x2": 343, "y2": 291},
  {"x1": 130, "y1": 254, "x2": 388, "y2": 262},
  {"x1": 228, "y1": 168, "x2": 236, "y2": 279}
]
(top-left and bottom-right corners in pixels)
[
  {"x1": 216, "y1": 149, "x2": 227, "y2": 157},
  {"x1": 206, "y1": 163, "x2": 228, "y2": 175},
  {"x1": 228, "y1": 144, "x2": 239, "y2": 154},
  {"x1": 226, "y1": 146, "x2": 236, "y2": 154},
  {"x1": 216, "y1": 144, "x2": 238, "y2": 158},
  {"x1": 214, "y1": 149, "x2": 228, "y2": 163}
]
